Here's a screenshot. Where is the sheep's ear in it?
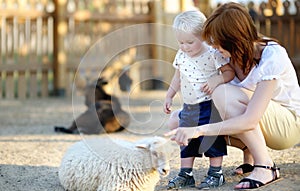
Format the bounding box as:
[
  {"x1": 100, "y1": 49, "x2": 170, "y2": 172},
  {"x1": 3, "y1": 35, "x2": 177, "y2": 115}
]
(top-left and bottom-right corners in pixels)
[{"x1": 135, "y1": 143, "x2": 150, "y2": 149}]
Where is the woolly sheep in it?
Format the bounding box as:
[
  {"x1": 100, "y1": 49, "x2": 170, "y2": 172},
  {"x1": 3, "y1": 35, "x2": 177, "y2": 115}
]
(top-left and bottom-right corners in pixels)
[
  {"x1": 58, "y1": 136, "x2": 170, "y2": 191},
  {"x1": 54, "y1": 78, "x2": 130, "y2": 134}
]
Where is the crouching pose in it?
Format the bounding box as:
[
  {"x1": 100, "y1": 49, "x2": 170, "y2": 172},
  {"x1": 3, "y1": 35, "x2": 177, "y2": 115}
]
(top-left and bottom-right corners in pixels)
[{"x1": 166, "y1": 2, "x2": 300, "y2": 190}]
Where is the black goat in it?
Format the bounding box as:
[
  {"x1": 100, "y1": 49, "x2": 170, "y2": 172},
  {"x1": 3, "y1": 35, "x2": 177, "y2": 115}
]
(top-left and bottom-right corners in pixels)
[{"x1": 54, "y1": 78, "x2": 130, "y2": 134}]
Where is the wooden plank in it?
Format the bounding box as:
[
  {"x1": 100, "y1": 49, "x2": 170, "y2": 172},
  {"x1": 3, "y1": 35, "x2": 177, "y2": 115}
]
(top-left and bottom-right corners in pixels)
[
  {"x1": 289, "y1": 18, "x2": 295, "y2": 56},
  {"x1": 0, "y1": 62, "x2": 51, "y2": 72},
  {"x1": 29, "y1": 71, "x2": 38, "y2": 98},
  {"x1": 258, "y1": 18, "x2": 267, "y2": 37},
  {"x1": 66, "y1": 12, "x2": 151, "y2": 23},
  {"x1": 41, "y1": 70, "x2": 49, "y2": 97},
  {"x1": 276, "y1": 19, "x2": 283, "y2": 43},
  {"x1": 0, "y1": 72, "x2": 2, "y2": 99},
  {"x1": 5, "y1": 71, "x2": 14, "y2": 99},
  {"x1": 1, "y1": 17, "x2": 7, "y2": 61},
  {"x1": 0, "y1": 9, "x2": 50, "y2": 18},
  {"x1": 17, "y1": 71, "x2": 27, "y2": 99},
  {"x1": 282, "y1": 19, "x2": 290, "y2": 52},
  {"x1": 296, "y1": 19, "x2": 300, "y2": 57},
  {"x1": 66, "y1": 70, "x2": 74, "y2": 97},
  {"x1": 53, "y1": 0, "x2": 67, "y2": 96}
]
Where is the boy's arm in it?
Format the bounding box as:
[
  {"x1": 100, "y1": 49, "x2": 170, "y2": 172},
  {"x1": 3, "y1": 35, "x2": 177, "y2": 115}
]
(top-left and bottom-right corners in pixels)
[
  {"x1": 166, "y1": 69, "x2": 180, "y2": 98},
  {"x1": 164, "y1": 69, "x2": 180, "y2": 114}
]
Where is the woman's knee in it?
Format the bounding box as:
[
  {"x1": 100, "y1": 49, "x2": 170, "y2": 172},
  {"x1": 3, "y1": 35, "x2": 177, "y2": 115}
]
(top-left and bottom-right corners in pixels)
[
  {"x1": 212, "y1": 84, "x2": 226, "y2": 101},
  {"x1": 212, "y1": 84, "x2": 250, "y2": 118}
]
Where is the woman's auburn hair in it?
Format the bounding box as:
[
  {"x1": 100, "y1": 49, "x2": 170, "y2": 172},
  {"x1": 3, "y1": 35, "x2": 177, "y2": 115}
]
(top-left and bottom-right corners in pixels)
[{"x1": 202, "y1": 2, "x2": 275, "y2": 75}]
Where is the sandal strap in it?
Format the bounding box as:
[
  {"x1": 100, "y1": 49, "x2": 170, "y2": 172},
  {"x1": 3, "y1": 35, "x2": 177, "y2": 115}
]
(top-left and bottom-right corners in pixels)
[
  {"x1": 253, "y1": 163, "x2": 280, "y2": 180},
  {"x1": 235, "y1": 163, "x2": 254, "y2": 174},
  {"x1": 241, "y1": 146, "x2": 248, "y2": 151},
  {"x1": 239, "y1": 177, "x2": 264, "y2": 188},
  {"x1": 253, "y1": 164, "x2": 280, "y2": 171}
]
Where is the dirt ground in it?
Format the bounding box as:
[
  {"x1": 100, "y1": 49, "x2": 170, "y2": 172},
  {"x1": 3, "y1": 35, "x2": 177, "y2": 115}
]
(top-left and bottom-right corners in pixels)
[{"x1": 0, "y1": 90, "x2": 299, "y2": 191}]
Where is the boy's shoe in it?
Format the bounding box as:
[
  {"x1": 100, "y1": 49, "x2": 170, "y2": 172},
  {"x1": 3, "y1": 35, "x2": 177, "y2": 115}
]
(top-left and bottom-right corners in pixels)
[
  {"x1": 167, "y1": 172, "x2": 195, "y2": 190},
  {"x1": 198, "y1": 170, "x2": 225, "y2": 190}
]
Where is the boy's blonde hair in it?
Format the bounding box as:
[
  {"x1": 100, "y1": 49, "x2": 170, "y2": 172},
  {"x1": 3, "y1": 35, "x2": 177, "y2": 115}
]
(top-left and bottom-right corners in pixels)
[{"x1": 173, "y1": 10, "x2": 207, "y2": 34}]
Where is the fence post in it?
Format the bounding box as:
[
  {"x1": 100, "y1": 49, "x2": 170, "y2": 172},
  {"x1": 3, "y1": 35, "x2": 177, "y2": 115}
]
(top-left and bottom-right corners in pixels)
[
  {"x1": 150, "y1": 0, "x2": 164, "y2": 89},
  {"x1": 53, "y1": 0, "x2": 67, "y2": 96},
  {"x1": 193, "y1": 0, "x2": 211, "y2": 16}
]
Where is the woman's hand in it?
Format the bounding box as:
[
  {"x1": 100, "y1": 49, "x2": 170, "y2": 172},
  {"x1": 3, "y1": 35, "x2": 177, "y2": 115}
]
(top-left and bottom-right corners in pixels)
[
  {"x1": 201, "y1": 82, "x2": 214, "y2": 95},
  {"x1": 164, "y1": 127, "x2": 201, "y2": 146},
  {"x1": 201, "y1": 77, "x2": 219, "y2": 95}
]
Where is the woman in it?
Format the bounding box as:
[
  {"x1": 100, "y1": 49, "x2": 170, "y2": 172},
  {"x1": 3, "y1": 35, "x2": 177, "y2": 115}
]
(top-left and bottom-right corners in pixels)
[{"x1": 165, "y1": 2, "x2": 300, "y2": 190}]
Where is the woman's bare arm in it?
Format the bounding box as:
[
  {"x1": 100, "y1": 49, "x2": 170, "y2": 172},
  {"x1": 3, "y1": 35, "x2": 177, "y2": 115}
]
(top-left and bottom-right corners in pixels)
[
  {"x1": 165, "y1": 80, "x2": 277, "y2": 145},
  {"x1": 203, "y1": 64, "x2": 235, "y2": 94}
]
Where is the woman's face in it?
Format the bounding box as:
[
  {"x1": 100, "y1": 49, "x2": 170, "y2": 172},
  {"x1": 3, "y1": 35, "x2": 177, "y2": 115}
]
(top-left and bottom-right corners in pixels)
[
  {"x1": 176, "y1": 32, "x2": 204, "y2": 58},
  {"x1": 212, "y1": 45, "x2": 231, "y2": 58}
]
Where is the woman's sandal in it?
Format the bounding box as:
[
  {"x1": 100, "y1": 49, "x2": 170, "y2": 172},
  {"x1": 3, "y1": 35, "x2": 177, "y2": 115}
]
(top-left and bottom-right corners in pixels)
[
  {"x1": 234, "y1": 146, "x2": 254, "y2": 175},
  {"x1": 234, "y1": 163, "x2": 254, "y2": 175},
  {"x1": 235, "y1": 163, "x2": 281, "y2": 190}
]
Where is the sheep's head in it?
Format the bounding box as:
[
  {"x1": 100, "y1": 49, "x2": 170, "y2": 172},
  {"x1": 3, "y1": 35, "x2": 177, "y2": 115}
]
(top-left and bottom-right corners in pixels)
[{"x1": 135, "y1": 136, "x2": 170, "y2": 177}]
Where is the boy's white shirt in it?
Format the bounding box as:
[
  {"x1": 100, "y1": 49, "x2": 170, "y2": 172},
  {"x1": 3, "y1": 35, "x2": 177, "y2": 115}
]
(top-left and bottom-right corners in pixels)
[{"x1": 173, "y1": 45, "x2": 229, "y2": 104}]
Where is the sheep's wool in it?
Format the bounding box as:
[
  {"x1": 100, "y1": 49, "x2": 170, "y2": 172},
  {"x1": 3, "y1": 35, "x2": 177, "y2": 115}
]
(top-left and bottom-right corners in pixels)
[{"x1": 59, "y1": 137, "x2": 161, "y2": 191}]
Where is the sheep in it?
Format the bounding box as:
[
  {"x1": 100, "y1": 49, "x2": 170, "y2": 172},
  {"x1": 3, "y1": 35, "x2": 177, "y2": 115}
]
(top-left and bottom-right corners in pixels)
[
  {"x1": 58, "y1": 136, "x2": 170, "y2": 191},
  {"x1": 54, "y1": 78, "x2": 130, "y2": 134}
]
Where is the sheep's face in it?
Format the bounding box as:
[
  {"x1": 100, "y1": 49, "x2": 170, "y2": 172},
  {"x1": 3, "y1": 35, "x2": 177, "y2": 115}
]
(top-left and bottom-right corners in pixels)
[{"x1": 136, "y1": 137, "x2": 170, "y2": 177}]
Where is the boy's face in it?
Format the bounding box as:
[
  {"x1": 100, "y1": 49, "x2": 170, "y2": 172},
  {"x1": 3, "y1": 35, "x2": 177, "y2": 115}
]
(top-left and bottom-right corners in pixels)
[{"x1": 176, "y1": 31, "x2": 204, "y2": 58}]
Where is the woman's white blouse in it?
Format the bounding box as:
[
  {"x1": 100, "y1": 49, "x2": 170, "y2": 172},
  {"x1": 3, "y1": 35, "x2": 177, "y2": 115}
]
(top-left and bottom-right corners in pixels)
[{"x1": 230, "y1": 42, "x2": 300, "y2": 116}]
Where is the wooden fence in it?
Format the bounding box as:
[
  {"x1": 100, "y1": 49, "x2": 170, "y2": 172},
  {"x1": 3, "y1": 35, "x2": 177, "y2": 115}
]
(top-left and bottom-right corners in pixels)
[
  {"x1": 0, "y1": 0, "x2": 299, "y2": 99},
  {"x1": 0, "y1": 3, "x2": 54, "y2": 99},
  {"x1": 257, "y1": 0, "x2": 300, "y2": 81},
  {"x1": 0, "y1": 0, "x2": 157, "y2": 99},
  {"x1": 61, "y1": 0, "x2": 155, "y2": 96}
]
